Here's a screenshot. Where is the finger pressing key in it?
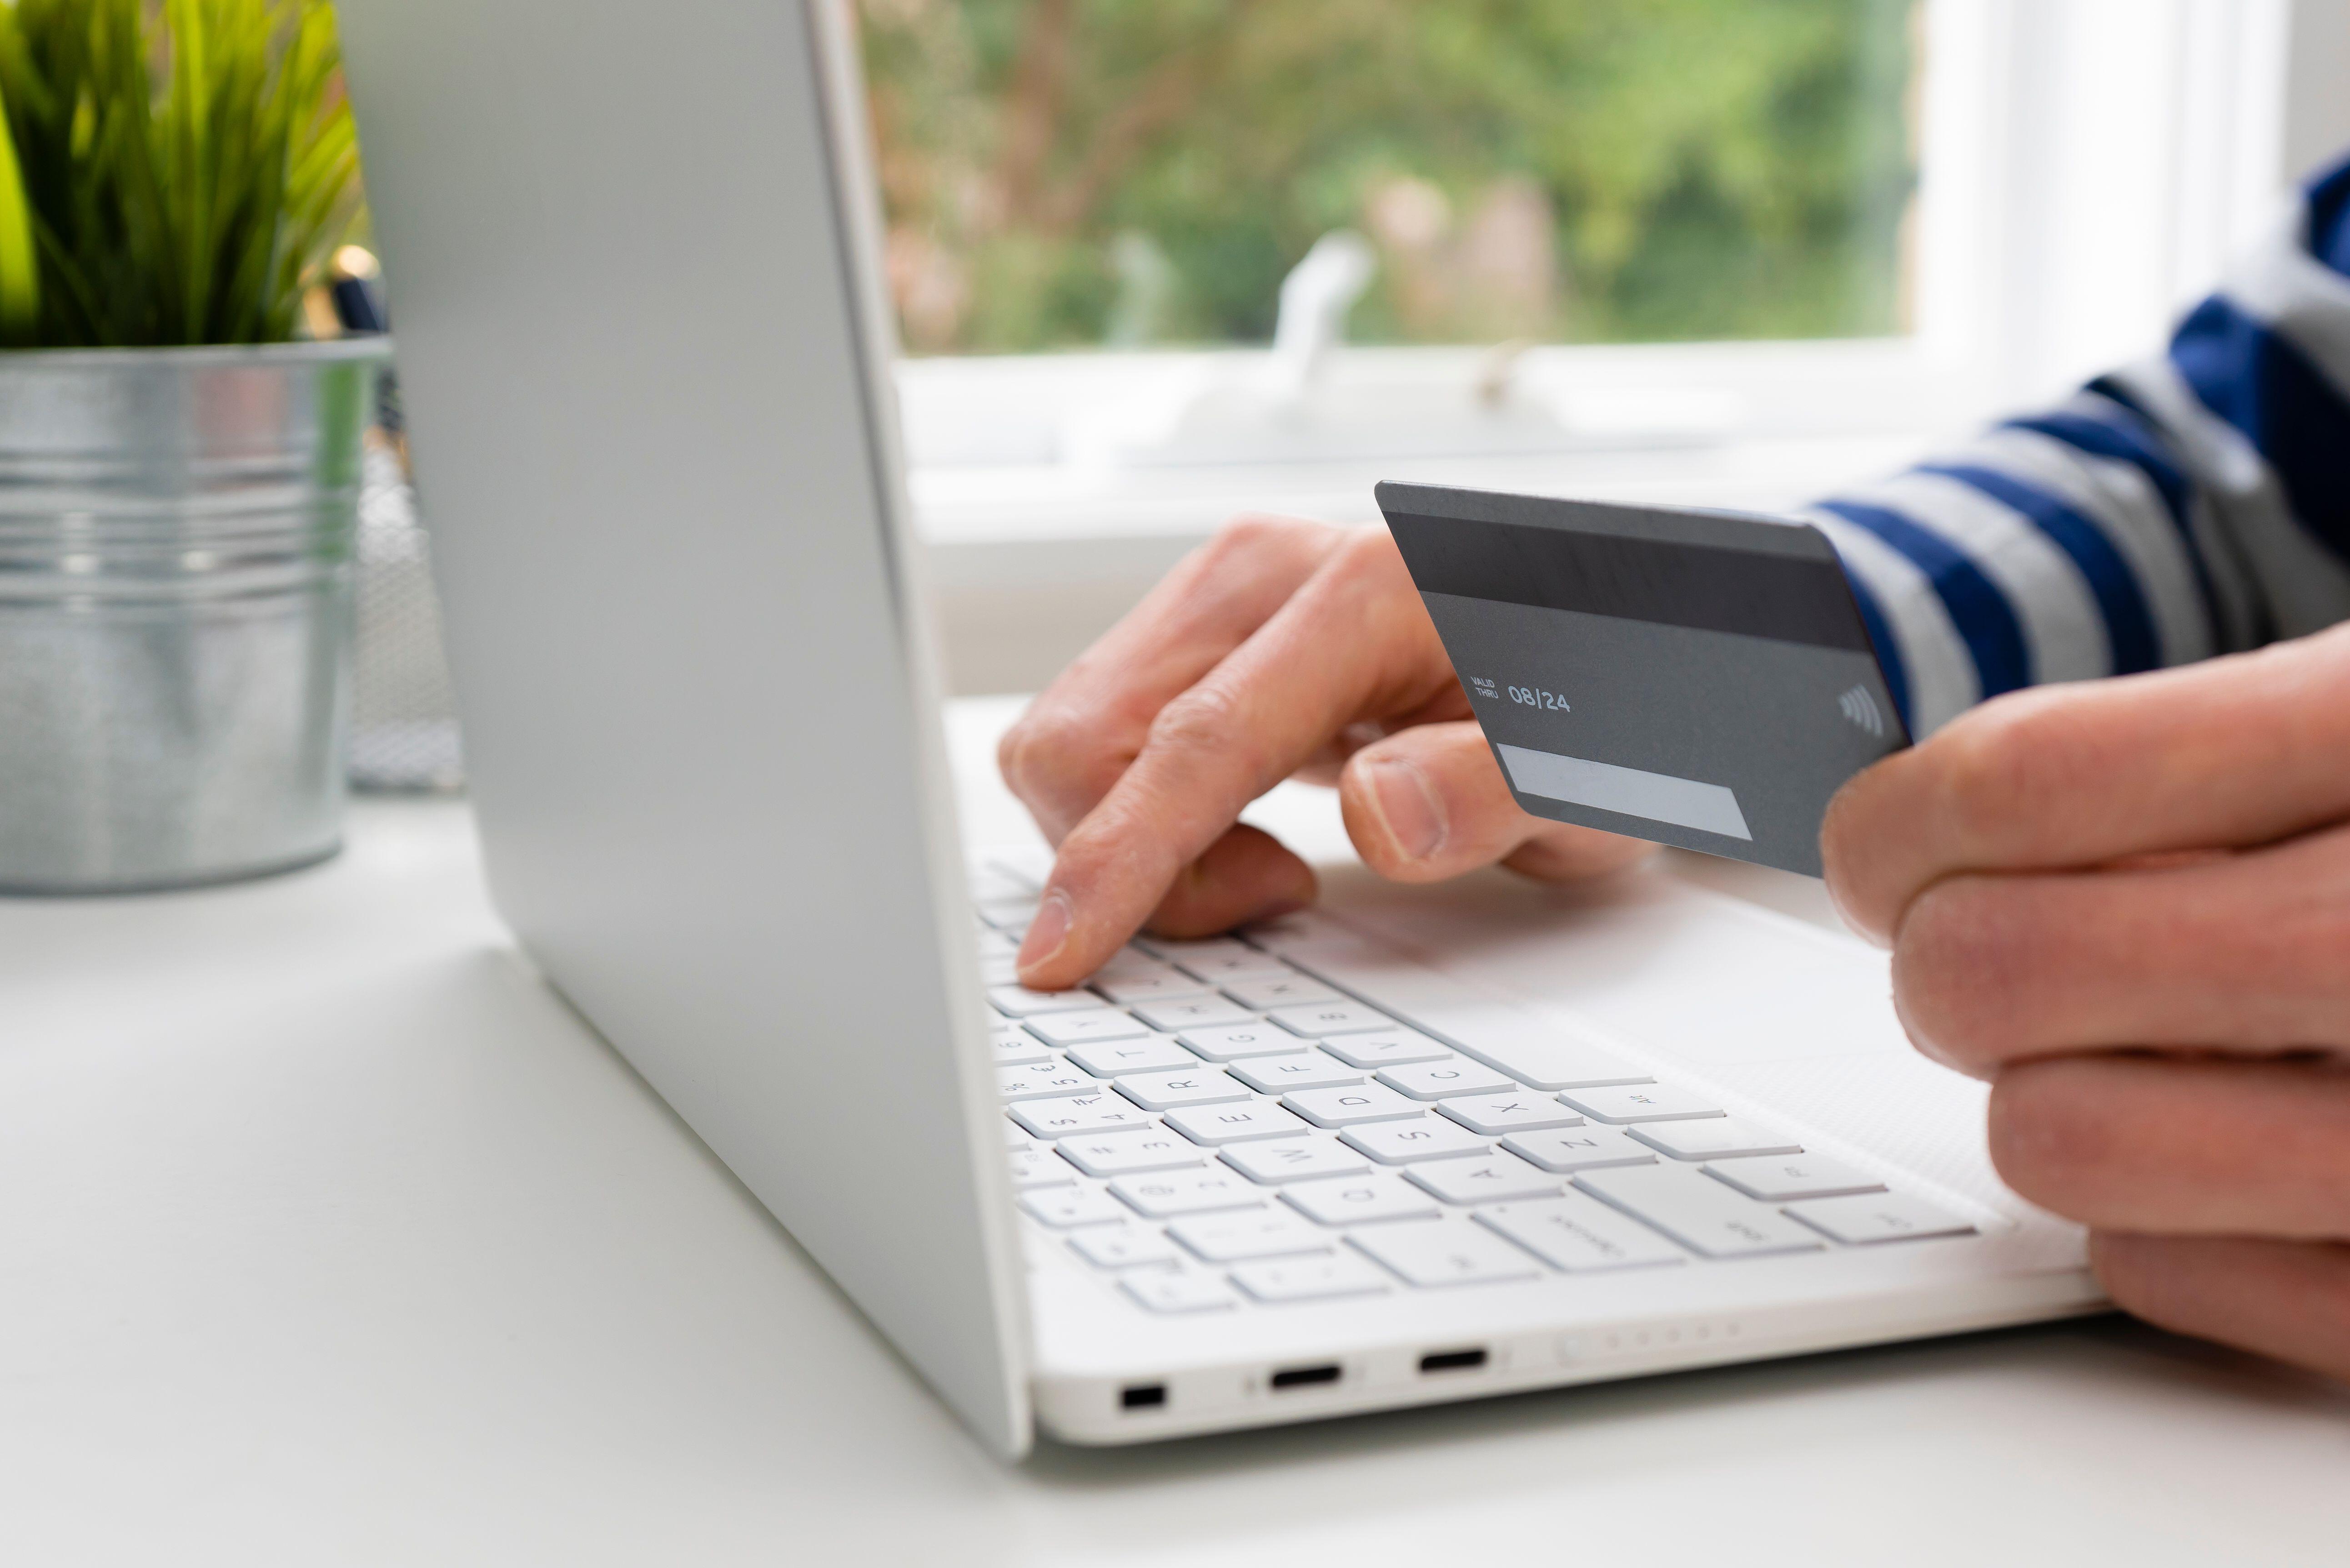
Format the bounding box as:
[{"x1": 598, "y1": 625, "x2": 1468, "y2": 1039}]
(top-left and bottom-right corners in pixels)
[
  {"x1": 999, "y1": 515, "x2": 1344, "y2": 844},
  {"x1": 1018, "y1": 530, "x2": 1458, "y2": 986}
]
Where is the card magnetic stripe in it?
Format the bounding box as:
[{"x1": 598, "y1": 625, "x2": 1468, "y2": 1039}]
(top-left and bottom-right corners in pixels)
[{"x1": 1381, "y1": 510, "x2": 1872, "y2": 653}]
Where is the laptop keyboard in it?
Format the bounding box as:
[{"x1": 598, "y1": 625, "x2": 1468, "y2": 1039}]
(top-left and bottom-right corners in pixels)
[{"x1": 973, "y1": 873, "x2": 1976, "y2": 1315}]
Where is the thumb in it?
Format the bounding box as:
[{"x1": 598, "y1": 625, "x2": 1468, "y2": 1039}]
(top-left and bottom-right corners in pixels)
[{"x1": 1338, "y1": 720, "x2": 1652, "y2": 884}]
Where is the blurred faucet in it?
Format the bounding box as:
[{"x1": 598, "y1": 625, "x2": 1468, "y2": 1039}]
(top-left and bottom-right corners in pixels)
[{"x1": 1263, "y1": 230, "x2": 1376, "y2": 402}]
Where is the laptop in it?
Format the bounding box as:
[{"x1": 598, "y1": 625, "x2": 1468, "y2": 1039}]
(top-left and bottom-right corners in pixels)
[{"x1": 333, "y1": 0, "x2": 2101, "y2": 1455}]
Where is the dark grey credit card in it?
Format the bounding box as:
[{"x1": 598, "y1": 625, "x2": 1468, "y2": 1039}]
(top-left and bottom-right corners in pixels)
[{"x1": 1376, "y1": 481, "x2": 1909, "y2": 877}]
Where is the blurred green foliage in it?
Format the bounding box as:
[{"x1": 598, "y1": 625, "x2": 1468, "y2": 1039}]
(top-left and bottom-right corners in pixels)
[
  {"x1": 859, "y1": 0, "x2": 1916, "y2": 355},
  {"x1": 0, "y1": 0, "x2": 362, "y2": 347}
]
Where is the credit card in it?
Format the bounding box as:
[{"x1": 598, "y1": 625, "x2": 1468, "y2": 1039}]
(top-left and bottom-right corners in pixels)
[{"x1": 1376, "y1": 481, "x2": 1909, "y2": 876}]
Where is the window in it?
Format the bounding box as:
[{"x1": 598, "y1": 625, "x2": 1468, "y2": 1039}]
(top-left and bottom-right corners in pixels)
[
  {"x1": 864, "y1": 1, "x2": 2334, "y2": 693},
  {"x1": 859, "y1": 0, "x2": 1918, "y2": 354}
]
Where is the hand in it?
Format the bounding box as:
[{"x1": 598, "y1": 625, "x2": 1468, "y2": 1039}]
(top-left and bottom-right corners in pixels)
[
  {"x1": 1000, "y1": 515, "x2": 1650, "y2": 988},
  {"x1": 1823, "y1": 623, "x2": 2350, "y2": 1381}
]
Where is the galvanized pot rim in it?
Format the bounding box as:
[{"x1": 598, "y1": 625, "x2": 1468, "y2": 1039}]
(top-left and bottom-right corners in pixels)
[{"x1": 0, "y1": 338, "x2": 392, "y2": 372}]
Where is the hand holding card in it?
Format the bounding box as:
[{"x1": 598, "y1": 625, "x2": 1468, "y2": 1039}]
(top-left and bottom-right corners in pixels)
[
  {"x1": 1377, "y1": 482, "x2": 1909, "y2": 876},
  {"x1": 1000, "y1": 515, "x2": 1652, "y2": 989}
]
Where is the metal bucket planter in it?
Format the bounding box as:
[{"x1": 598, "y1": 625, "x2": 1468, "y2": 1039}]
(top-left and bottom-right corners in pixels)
[{"x1": 0, "y1": 339, "x2": 390, "y2": 893}]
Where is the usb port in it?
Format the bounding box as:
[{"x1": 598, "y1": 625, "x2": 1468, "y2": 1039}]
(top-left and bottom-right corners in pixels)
[
  {"x1": 1268, "y1": 1363, "x2": 1343, "y2": 1390},
  {"x1": 1418, "y1": 1348, "x2": 1489, "y2": 1373},
  {"x1": 1120, "y1": 1383, "x2": 1167, "y2": 1410}
]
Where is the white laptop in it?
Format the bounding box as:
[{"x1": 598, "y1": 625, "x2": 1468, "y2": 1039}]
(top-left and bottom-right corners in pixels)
[{"x1": 334, "y1": 0, "x2": 2101, "y2": 1455}]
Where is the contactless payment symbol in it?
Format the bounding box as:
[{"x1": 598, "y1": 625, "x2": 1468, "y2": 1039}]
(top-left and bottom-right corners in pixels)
[{"x1": 1837, "y1": 684, "x2": 1886, "y2": 739}]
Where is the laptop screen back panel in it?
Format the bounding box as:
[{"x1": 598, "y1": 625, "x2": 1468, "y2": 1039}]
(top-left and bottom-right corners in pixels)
[{"x1": 335, "y1": 0, "x2": 1033, "y2": 1455}]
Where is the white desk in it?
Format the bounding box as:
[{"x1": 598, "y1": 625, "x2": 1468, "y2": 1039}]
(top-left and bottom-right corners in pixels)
[{"x1": 5, "y1": 699, "x2": 2346, "y2": 1566}]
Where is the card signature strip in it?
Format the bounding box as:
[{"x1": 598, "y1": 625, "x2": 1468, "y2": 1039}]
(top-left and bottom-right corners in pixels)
[{"x1": 1496, "y1": 744, "x2": 1754, "y2": 841}]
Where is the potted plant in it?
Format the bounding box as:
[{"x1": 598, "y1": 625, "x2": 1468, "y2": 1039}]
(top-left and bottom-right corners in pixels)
[{"x1": 0, "y1": 0, "x2": 383, "y2": 892}]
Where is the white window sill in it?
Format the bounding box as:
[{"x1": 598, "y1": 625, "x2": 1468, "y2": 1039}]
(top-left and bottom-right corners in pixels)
[{"x1": 915, "y1": 427, "x2": 1942, "y2": 695}]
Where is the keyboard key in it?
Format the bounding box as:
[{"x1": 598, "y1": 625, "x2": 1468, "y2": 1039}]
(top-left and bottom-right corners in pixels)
[
  {"x1": 1122, "y1": 1272, "x2": 1239, "y2": 1313},
  {"x1": 1228, "y1": 1051, "x2": 1365, "y2": 1093},
  {"x1": 1024, "y1": 1008, "x2": 1152, "y2": 1047},
  {"x1": 1351, "y1": 1221, "x2": 1542, "y2": 1287},
  {"x1": 1402, "y1": 1151, "x2": 1562, "y2": 1204},
  {"x1": 1237, "y1": 907, "x2": 1356, "y2": 947},
  {"x1": 989, "y1": 1028, "x2": 1054, "y2": 1068},
  {"x1": 1219, "y1": 1138, "x2": 1371, "y2": 1184},
  {"x1": 1114, "y1": 1068, "x2": 1252, "y2": 1111},
  {"x1": 1558, "y1": 1083, "x2": 1726, "y2": 1124},
  {"x1": 1281, "y1": 1171, "x2": 1443, "y2": 1226},
  {"x1": 1574, "y1": 1166, "x2": 1826, "y2": 1258},
  {"x1": 979, "y1": 955, "x2": 1023, "y2": 987},
  {"x1": 1177, "y1": 954, "x2": 1299, "y2": 986},
  {"x1": 1476, "y1": 1195, "x2": 1687, "y2": 1272},
  {"x1": 1321, "y1": 1030, "x2": 1455, "y2": 1068},
  {"x1": 1238, "y1": 905, "x2": 1358, "y2": 944},
  {"x1": 1787, "y1": 1191, "x2": 1976, "y2": 1245},
  {"x1": 1169, "y1": 1210, "x2": 1331, "y2": 1261},
  {"x1": 1004, "y1": 1118, "x2": 1032, "y2": 1149},
  {"x1": 973, "y1": 927, "x2": 1020, "y2": 959},
  {"x1": 1058, "y1": 1126, "x2": 1209, "y2": 1177},
  {"x1": 1009, "y1": 1148, "x2": 1077, "y2": 1188},
  {"x1": 976, "y1": 897, "x2": 1041, "y2": 933},
  {"x1": 1070, "y1": 1227, "x2": 1181, "y2": 1268},
  {"x1": 1629, "y1": 1117, "x2": 1803, "y2": 1161},
  {"x1": 1140, "y1": 937, "x2": 1291, "y2": 981},
  {"x1": 989, "y1": 984, "x2": 1107, "y2": 1017},
  {"x1": 1436, "y1": 1092, "x2": 1587, "y2": 1136},
  {"x1": 1132, "y1": 996, "x2": 1259, "y2": 1032},
  {"x1": 997, "y1": 1064, "x2": 1102, "y2": 1101},
  {"x1": 1010, "y1": 1094, "x2": 1155, "y2": 1140},
  {"x1": 1110, "y1": 1167, "x2": 1268, "y2": 1218},
  {"x1": 967, "y1": 865, "x2": 1033, "y2": 903},
  {"x1": 987, "y1": 847, "x2": 1054, "y2": 885},
  {"x1": 1164, "y1": 1101, "x2": 1314, "y2": 1145},
  {"x1": 1017, "y1": 1226, "x2": 1061, "y2": 1269},
  {"x1": 1282, "y1": 1082, "x2": 1424, "y2": 1127},
  {"x1": 1436, "y1": 1023, "x2": 1654, "y2": 1091},
  {"x1": 1268, "y1": 1001, "x2": 1396, "y2": 1037},
  {"x1": 1020, "y1": 1186, "x2": 1129, "y2": 1227},
  {"x1": 1376, "y1": 1060, "x2": 1516, "y2": 1101},
  {"x1": 1091, "y1": 971, "x2": 1215, "y2": 1005},
  {"x1": 1131, "y1": 934, "x2": 1256, "y2": 962},
  {"x1": 1221, "y1": 974, "x2": 1344, "y2": 1010},
  {"x1": 1092, "y1": 947, "x2": 1179, "y2": 981},
  {"x1": 1501, "y1": 1126, "x2": 1658, "y2": 1171},
  {"x1": 1340, "y1": 1116, "x2": 1493, "y2": 1165},
  {"x1": 1064, "y1": 1034, "x2": 1199, "y2": 1077},
  {"x1": 1704, "y1": 1153, "x2": 1885, "y2": 1202},
  {"x1": 1229, "y1": 1253, "x2": 1390, "y2": 1302},
  {"x1": 1175, "y1": 1022, "x2": 1307, "y2": 1061}
]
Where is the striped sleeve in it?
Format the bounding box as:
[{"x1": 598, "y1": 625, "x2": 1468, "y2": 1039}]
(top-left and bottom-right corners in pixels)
[{"x1": 1810, "y1": 154, "x2": 2350, "y2": 738}]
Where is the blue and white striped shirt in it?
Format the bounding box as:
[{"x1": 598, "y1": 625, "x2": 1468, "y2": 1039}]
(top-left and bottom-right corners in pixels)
[{"x1": 1809, "y1": 155, "x2": 2350, "y2": 737}]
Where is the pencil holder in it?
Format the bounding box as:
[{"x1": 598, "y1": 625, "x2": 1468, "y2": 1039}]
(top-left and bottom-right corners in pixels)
[{"x1": 0, "y1": 340, "x2": 388, "y2": 892}]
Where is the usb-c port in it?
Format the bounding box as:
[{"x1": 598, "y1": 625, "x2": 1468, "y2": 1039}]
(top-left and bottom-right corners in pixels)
[
  {"x1": 1269, "y1": 1363, "x2": 1343, "y2": 1390},
  {"x1": 1418, "y1": 1348, "x2": 1489, "y2": 1373},
  {"x1": 1120, "y1": 1383, "x2": 1167, "y2": 1410}
]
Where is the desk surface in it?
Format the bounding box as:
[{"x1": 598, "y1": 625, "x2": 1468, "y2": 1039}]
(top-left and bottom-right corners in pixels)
[{"x1": 4, "y1": 700, "x2": 2346, "y2": 1567}]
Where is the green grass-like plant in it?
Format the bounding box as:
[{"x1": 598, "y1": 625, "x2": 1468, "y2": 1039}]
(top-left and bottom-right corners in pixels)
[{"x1": 0, "y1": 0, "x2": 361, "y2": 348}]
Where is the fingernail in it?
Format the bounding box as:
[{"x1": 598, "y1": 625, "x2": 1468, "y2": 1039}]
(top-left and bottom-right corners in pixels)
[
  {"x1": 1365, "y1": 757, "x2": 1446, "y2": 862},
  {"x1": 1016, "y1": 889, "x2": 1073, "y2": 973}
]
